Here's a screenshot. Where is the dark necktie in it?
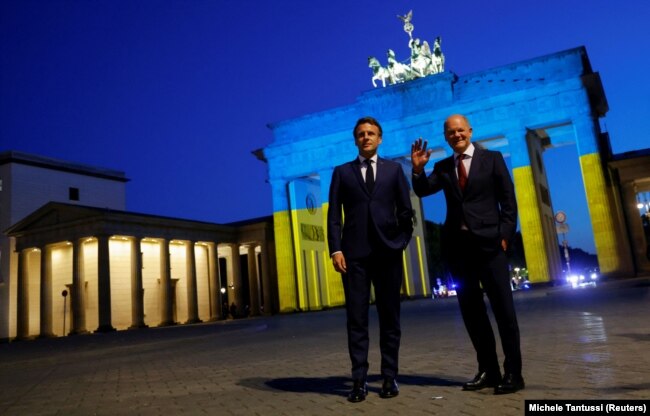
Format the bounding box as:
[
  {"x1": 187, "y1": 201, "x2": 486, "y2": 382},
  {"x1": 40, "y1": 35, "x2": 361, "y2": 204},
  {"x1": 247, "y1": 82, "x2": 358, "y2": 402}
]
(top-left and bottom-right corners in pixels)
[
  {"x1": 364, "y1": 159, "x2": 375, "y2": 193},
  {"x1": 457, "y1": 154, "x2": 468, "y2": 191}
]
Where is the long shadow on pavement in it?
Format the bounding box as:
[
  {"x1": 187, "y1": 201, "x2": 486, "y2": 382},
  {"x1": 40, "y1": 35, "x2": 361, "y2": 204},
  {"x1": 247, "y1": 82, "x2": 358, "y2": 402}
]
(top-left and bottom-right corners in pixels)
[{"x1": 240, "y1": 374, "x2": 462, "y2": 397}]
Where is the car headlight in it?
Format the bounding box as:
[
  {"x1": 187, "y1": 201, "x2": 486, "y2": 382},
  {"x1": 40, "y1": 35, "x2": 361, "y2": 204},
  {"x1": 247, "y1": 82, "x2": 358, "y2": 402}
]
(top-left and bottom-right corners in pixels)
[{"x1": 567, "y1": 275, "x2": 579, "y2": 285}]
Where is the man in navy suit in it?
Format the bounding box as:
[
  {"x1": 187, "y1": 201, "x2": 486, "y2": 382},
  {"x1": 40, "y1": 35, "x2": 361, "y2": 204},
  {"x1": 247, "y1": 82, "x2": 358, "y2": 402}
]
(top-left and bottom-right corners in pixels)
[
  {"x1": 411, "y1": 114, "x2": 524, "y2": 395},
  {"x1": 328, "y1": 116, "x2": 413, "y2": 402}
]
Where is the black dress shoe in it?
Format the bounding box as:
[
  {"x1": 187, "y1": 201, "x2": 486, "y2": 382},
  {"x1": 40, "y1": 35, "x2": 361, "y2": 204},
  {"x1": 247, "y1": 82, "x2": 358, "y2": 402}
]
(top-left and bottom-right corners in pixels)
[
  {"x1": 462, "y1": 371, "x2": 501, "y2": 391},
  {"x1": 347, "y1": 379, "x2": 368, "y2": 403},
  {"x1": 379, "y1": 378, "x2": 399, "y2": 398},
  {"x1": 494, "y1": 373, "x2": 525, "y2": 395}
]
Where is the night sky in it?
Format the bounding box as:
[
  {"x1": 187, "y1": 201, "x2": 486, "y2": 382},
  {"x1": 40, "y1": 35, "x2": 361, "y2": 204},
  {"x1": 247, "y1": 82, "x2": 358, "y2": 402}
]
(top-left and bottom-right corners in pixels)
[{"x1": 2, "y1": 0, "x2": 649, "y2": 254}]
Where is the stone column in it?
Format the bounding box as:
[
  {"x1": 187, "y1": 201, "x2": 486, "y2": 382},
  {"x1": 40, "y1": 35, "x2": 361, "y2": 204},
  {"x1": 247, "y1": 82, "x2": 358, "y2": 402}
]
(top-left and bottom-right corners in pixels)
[
  {"x1": 39, "y1": 245, "x2": 55, "y2": 338},
  {"x1": 227, "y1": 243, "x2": 243, "y2": 317},
  {"x1": 247, "y1": 245, "x2": 261, "y2": 316},
  {"x1": 16, "y1": 248, "x2": 29, "y2": 339},
  {"x1": 159, "y1": 239, "x2": 174, "y2": 326},
  {"x1": 319, "y1": 168, "x2": 335, "y2": 306},
  {"x1": 70, "y1": 239, "x2": 88, "y2": 335},
  {"x1": 259, "y1": 240, "x2": 275, "y2": 315},
  {"x1": 509, "y1": 130, "x2": 554, "y2": 284},
  {"x1": 185, "y1": 241, "x2": 201, "y2": 324},
  {"x1": 269, "y1": 179, "x2": 298, "y2": 312},
  {"x1": 619, "y1": 182, "x2": 650, "y2": 273},
  {"x1": 207, "y1": 242, "x2": 221, "y2": 321},
  {"x1": 96, "y1": 235, "x2": 115, "y2": 332},
  {"x1": 574, "y1": 115, "x2": 634, "y2": 276},
  {"x1": 129, "y1": 236, "x2": 146, "y2": 328}
]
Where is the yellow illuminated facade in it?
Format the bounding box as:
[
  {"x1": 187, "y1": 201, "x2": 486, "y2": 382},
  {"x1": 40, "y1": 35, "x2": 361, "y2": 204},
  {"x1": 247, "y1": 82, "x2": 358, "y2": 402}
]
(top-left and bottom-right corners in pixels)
[
  {"x1": 513, "y1": 166, "x2": 553, "y2": 284},
  {"x1": 579, "y1": 152, "x2": 622, "y2": 273}
]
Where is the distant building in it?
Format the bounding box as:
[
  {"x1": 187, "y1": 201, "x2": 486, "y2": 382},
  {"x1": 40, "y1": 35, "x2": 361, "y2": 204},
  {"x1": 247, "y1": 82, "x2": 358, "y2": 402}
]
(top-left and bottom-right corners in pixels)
[{"x1": 1, "y1": 151, "x2": 276, "y2": 342}]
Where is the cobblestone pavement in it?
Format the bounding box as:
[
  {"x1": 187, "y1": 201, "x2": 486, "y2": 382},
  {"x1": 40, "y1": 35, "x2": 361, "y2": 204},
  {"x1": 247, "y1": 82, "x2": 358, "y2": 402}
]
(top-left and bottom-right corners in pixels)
[{"x1": 1, "y1": 277, "x2": 649, "y2": 415}]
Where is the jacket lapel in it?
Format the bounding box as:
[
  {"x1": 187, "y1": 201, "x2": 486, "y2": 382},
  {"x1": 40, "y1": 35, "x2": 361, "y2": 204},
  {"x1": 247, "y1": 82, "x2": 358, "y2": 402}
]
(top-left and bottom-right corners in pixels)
[
  {"x1": 444, "y1": 156, "x2": 463, "y2": 199},
  {"x1": 372, "y1": 157, "x2": 387, "y2": 195},
  {"x1": 465, "y1": 147, "x2": 483, "y2": 193}
]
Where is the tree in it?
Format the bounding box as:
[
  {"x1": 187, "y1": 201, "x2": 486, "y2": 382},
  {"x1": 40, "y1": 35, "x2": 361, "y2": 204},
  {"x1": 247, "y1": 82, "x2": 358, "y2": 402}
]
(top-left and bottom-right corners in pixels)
[{"x1": 558, "y1": 245, "x2": 598, "y2": 272}]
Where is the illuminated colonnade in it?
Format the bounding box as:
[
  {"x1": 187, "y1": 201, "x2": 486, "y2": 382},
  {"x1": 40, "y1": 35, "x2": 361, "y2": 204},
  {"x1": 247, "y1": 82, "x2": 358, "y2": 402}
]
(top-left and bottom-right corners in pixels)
[{"x1": 8, "y1": 202, "x2": 275, "y2": 340}]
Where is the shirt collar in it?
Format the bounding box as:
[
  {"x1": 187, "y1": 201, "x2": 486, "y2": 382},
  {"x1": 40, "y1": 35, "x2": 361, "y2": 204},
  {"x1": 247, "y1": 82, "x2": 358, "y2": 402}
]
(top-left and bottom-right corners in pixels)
[
  {"x1": 454, "y1": 143, "x2": 475, "y2": 159},
  {"x1": 358, "y1": 154, "x2": 378, "y2": 164}
]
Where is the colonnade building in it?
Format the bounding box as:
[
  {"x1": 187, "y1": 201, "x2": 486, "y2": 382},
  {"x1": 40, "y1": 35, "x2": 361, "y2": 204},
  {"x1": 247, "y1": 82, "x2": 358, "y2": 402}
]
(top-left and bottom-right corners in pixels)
[{"x1": 0, "y1": 151, "x2": 276, "y2": 341}]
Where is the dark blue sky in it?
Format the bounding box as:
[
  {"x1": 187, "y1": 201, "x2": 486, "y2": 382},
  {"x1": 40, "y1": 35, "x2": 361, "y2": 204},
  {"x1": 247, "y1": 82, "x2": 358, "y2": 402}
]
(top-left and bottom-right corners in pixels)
[{"x1": 2, "y1": 0, "x2": 649, "y2": 253}]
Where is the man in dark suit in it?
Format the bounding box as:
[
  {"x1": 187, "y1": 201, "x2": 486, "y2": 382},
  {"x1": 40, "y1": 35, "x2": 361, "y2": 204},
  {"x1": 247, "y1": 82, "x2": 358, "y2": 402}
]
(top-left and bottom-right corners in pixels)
[
  {"x1": 410, "y1": 114, "x2": 524, "y2": 395},
  {"x1": 328, "y1": 116, "x2": 413, "y2": 403}
]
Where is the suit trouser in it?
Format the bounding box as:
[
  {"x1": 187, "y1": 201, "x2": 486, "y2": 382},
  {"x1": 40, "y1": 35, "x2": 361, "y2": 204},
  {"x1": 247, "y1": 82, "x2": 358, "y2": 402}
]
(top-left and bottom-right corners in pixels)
[
  {"x1": 343, "y1": 248, "x2": 403, "y2": 380},
  {"x1": 449, "y1": 231, "x2": 522, "y2": 376}
]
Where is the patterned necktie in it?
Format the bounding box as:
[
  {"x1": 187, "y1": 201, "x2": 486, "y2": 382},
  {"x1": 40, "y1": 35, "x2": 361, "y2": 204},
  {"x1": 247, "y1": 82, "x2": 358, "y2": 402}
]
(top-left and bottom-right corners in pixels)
[
  {"x1": 364, "y1": 159, "x2": 375, "y2": 193},
  {"x1": 457, "y1": 154, "x2": 468, "y2": 191}
]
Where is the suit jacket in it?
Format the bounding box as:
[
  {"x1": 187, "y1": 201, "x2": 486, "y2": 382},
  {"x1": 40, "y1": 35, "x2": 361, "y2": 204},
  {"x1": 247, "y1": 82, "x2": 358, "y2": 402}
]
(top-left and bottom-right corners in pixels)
[
  {"x1": 328, "y1": 157, "x2": 414, "y2": 259},
  {"x1": 412, "y1": 147, "x2": 517, "y2": 255}
]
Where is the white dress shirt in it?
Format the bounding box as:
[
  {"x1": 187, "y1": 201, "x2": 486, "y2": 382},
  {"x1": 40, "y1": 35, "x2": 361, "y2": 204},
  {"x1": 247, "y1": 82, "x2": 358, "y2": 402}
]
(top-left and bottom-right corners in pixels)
[
  {"x1": 454, "y1": 143, "x2": 475, "y2": 179},
  {"x1": 358, "y1": 154, "x2": 378, "y2": 182}
]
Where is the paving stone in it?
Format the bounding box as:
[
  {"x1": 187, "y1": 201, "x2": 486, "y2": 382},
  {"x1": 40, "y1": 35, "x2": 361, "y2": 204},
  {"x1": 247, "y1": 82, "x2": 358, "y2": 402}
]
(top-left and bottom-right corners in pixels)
[{"x1": 0, "y1": 277, "x2": 648, "y2": 415}]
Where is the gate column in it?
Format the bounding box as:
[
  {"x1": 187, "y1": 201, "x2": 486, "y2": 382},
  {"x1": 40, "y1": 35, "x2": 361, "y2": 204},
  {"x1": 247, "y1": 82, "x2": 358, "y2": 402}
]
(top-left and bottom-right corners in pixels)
[
  {"x1": 510, "y1": 130, "x2": 554, "y2": 283},
  {"x1": 574, "y1": 116, "x2": 634, "y2": 276}
]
